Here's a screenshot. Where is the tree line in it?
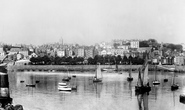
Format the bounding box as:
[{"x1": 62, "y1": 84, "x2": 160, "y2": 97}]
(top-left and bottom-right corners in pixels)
[{"x1": 30, "y1": 55, "x2": 145, "y2": 65}]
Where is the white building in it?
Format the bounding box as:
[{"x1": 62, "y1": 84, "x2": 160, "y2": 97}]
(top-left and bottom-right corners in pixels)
[
  {"x1": 117, "y1": 45, "x2": 129, "y2": 50},
  {"x1": 100, "y1": 50, "x2": 107, "y2": 56},
  {"x1": 57, "y1": 50, "x2": 65, "y2": 57},
  {"x1": 181, "y1": 43, "x2": 185, "y2": 51},
  {"x1": 77, "y1": 48, "x2": 85, "y2": 57},
  {"x1": 174, "y1": 55, "x2": 184, "y2": 66},
  {"x1": 130, "y1": 40, "x2": 139, "y2": 49}
]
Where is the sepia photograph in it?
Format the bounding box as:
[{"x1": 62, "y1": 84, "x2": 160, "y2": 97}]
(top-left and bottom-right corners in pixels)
[{"x1": 0, "y1": 0, "x2": 185, "y2": 110}]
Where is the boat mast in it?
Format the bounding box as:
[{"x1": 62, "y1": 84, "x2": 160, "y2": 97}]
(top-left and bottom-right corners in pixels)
[
  {"x1": 154, "y1": 65, "x2": 157, "y2": 80},
  {"x1": 137, "y1": 68, "x2": 143, "y2": 87},
  {"x1": 95, "y1": 65, "x2": 98, "y2": 78},
  {"x1": 129, "y1": 61, "x2": 132, "y2": 78},
  {"x1": 172, "y1": 73, "x2": 175, "y2": 85},
  {"x1": 142, "y1": 64, "x2": 149, "y2": 86}
]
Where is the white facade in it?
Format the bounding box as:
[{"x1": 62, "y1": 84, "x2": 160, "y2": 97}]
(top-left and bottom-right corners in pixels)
[
  {"x1": 182, "y1": 43, "x2": 185, "y2": 51},
  {"x1": 100, "y1": 50, "x2": 107, "y2": 56},
  {"x1": 99, "y1": 42, "x2": 112, "y2": 49},
  {"x1": 174, "y1": 56, "x2": 184, "y2": 66},
  {"x1": 117, "y1": 45, "x2": 129, "y2": 50},
  {"x1": 77, "y1": 48, "x2": 85, "y2": 57},
  {"x1": 57, "y1": 51, "x2": 65, "y2": 57},
  {"x1": 130, "y1": 40, "x2": 139, "y2": 49}
]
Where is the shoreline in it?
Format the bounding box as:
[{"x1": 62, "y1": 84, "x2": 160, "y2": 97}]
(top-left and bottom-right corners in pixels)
[{"x1": 7, "y1": 64, "x2": 185, "y2": 73}]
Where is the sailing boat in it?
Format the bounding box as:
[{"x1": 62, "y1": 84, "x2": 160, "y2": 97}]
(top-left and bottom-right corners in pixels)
[
  {"x1": 71, "y1": 76, "x2": 77, "y2": 90},
  {"x1": 163, "y1": 69, "x2": 168, "y2": 82},
  {"x1": 93, "y1": 64, "x2": 103, "y2": 83},
  {"x1": 62, "y1": 68, "x2": 71, "y2": 82},
  {"x1": 153, "y1": 65, "x2": 160, "y2": 85},
  {"x1": 26, "y1": 73, "x2": 36, "y2": 87},
  {"x1": 171, "y1": 73, "x2": 179, "y2": 91},
  {"x1": 135, "y1": 56, "x2": 151, "y2": 94},
  {"x1": 127, "y1": 62, "x2": 133, "y2": 81}
]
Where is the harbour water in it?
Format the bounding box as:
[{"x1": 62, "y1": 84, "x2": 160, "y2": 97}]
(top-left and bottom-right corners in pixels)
[{"x1": 8, "y1": 70, "x2": 185, "y2": 110}]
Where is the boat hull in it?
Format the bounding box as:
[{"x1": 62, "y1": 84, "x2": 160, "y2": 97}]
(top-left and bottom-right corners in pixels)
[
  {"x1": 58, "y1": 82, "x2": 67, "y2": 86},
  {"x1": 127, "y1": 77, "x2": 133, "y2": 81},
  {"x1": 171, "y1": 84, "x2": 179, "y2": 91},
  {"x1": 153, "y1": 80, "x2": 160, "y2": 85},
  {"x1": 62, "y1": 77, "x2": 71, "y2": 82},
  {"x1": 26, "y1": 84, "x2": 36, "y2": 87},
  {"x1": 102, "y1": 68, "x2": 116, "y2": 72},
  {"x1": 135, "y1": 86, "x2": 151, "y2": 94},
  {"x1": 93, "y1": 79, "x2": 102, "y2": 83},
  {"x1": 58, "y1": 87, "x2": 72, "y2": 91},
  {"x1": 180, "y1": 94, "x2": 185, "y2": 104},
  {"x1": 164, "y1": 79, "x2": 168, "y2": 82}
]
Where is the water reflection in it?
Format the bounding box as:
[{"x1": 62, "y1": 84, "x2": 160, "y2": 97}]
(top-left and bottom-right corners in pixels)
[
  {"x1": 8, "y1": 71, "x2": 185, "y2": 110},
  {"x1": 128, "y1": 81, "x2": 132, "y2": 99},
  {"x1": 137, "y1": 93, "x2": 148, "y2": 110},
  {"x1": 92, "y1": 83, "x2": 103, "y2": 98}
]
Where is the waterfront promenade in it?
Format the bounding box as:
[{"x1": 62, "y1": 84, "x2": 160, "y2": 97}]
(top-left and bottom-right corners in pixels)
[{"x1": 7, "y1": 64, "x2": 185, "y2": 72}]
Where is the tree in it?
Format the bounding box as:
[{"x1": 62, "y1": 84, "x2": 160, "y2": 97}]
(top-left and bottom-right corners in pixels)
[
  {"x1": 139, "y1": 40, "x2": 149, "y2": 47},
  {"x1": 128, "y1": 55, "x2": 133, "y2": 64},
  {"x1": 122, "y1": 55, "x2": 128, "y2": 64},
  {"x1": 115, "y1": 55, "x2": 122, "y2": 64},
  {"x1": 3, "y1": 45, "x2": 11, "y2": 54},
  {"x1": 94, "y1": 55, "x2": 104, "y2": 64},
  {"x1": 87, "y1": 57, "x2": 94, "y2": 64}
]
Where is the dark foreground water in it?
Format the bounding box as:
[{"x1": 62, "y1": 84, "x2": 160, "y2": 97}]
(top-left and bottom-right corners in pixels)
[{"x1": 8, "y1": 70, "x2": 185, "y2": 110}]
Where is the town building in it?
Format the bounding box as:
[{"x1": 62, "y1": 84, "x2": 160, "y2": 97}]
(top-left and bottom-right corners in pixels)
[
  {"x1": 85, "y1": 47, "x2": 94, "y2": 58},
  {"x1": 130, "y1": 40, "x2": 139, "y2": 49},
  {"x1": 181, "y1": 43, "x2": 185, "y2": 51},
  {"x1": 56, "y1": 50, "x2": 65, "y2": 57},
  {"x1": 174, "y1": 55, "x2": 185, "y2": 66},
  {"x1": 8, "y1": 47, "x2": 29, "y2": 59},
  {"x1": 77, "y1": 48, "x2": 85, "y2": 57}
]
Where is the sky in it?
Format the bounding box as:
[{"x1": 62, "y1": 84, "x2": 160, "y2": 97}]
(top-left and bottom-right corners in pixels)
[{"x1": 0, "y1": 0, "x2": 185, "y2": 46}]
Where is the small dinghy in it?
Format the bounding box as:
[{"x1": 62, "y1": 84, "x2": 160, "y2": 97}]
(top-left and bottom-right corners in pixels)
[
  {"x1": 58, "y1": 86, "x2": 72, "y2": 91},
  {"x1": 180, "y1": 94, "x2": 185, "y2": 104},
  {"x1": 164, "y1": 79, "x2": 168, "y2": 82},
  {"x1": 152, "y1": 66, "x2": 160, "y2": 85},
  {"x1": 153, "y1": 80, "x2": 160, "y2": 85},
  {"x1": 171, "y1": 73, "x2": 179, "y2": 91},
  {"x1": 26, "y1": 84, "x2": 36, "y2": 87},
  {"x1": 20, "y1": 80, "x2": 24, "y2": 83}
]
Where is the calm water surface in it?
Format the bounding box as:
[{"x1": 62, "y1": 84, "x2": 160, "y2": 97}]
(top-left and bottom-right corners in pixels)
[{"x1": 8, "y1": 70, "x2": 185, "y2": 110}]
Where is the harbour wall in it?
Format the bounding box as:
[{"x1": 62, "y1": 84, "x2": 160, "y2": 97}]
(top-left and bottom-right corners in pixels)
[{"x1": 7, "y1": 65, "x2": 185, "y2": 72}]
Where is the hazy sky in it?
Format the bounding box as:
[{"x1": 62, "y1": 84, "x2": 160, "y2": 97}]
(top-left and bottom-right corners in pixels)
[{"x1": 1, "y1": 0, "x2": 185, "y2": 45}]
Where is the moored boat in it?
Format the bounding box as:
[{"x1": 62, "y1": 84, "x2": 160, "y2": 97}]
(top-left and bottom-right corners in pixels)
[
  {"x1": 152, "y1": 66, "x2": 160, "y2": 85},
  {"x1": 153, "y1": 80, "x2": 160, "y2": 85},
  {"x1": 164, "y1": 79, "x2": 168, "y2": 82},
  {"x1": 135, "y1": 56, "x2": 151, "y2": 94},
  {"x1": 180, "y1": 94, "x2": 185, "y2": 104},
  {"x1": 58, "y1": 86, "x2": 72, "y2": 91},
  {"x1": 93, "y1": 64, "x2": 103, "y2": 83},
  {"x1": 58, "y1": 82, "x2": 67, "y2": 86},
  {"x1": 127, "y1": 62, "x2": 133, "y2": 81},
  {"x1": 171, "y1": 73, "x2": 179, "y2": 91},
  {"x1": 26, "y1": 84, "x2": 36, "y2": 87}
]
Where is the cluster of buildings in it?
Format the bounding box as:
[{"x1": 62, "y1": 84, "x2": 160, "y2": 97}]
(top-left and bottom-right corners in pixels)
[{"x1": 0, "y1": 39, "x2": 185, "y2": 66}]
